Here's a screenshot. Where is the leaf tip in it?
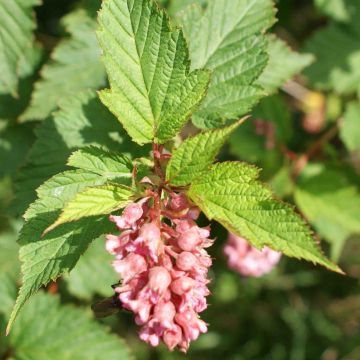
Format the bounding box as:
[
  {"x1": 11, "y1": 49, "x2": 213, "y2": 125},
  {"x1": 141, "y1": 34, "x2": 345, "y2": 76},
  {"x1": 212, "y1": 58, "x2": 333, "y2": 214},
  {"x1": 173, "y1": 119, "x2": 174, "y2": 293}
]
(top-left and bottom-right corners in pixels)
[
  {"x1": 6, "y1": 304, "x2": 19, "y2": 336},
  {"x1": 332, "y1": 264, "x2": 346, "y2": 275},
  {"x1": 5, "y1": 324, "x2": 11, "y2": 336}
]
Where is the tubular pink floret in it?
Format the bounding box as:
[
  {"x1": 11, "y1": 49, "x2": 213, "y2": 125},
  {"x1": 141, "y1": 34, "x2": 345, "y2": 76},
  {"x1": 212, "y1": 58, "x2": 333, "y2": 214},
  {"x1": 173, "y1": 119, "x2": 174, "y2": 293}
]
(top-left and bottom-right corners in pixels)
[
  {"x1": 169, "y1": 193, "x2": 189, "y2": 211},
  {"x1": 176, "y1": 252, "x2": 197, "y2": 271},
  {"x1": 224, "y1": 232, "x2": 281, "y2": 277},
  {"x1": 106, "y1": 193, "x2": 212, "y2": 352},
  {"x1": 148, "y1": 266, "x2": 171, "y2": 293}
]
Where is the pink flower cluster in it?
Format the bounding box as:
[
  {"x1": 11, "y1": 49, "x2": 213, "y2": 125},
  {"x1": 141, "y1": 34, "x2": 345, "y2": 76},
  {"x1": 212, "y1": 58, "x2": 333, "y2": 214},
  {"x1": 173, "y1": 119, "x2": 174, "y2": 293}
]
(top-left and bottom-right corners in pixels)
[
  {"x1": 106, "y1": 193, "x2": 212, "y2": 352},
  {"x1": 224, "y1": 233, "x2": 281, "y2": 277}
]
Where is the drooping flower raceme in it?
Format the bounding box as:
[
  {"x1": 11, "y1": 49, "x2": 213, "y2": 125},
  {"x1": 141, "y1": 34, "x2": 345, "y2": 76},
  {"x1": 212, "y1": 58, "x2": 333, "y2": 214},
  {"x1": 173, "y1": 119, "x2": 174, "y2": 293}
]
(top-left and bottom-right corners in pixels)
[
  {"x1": 106, "y1": 190, "x2": 212, "y2": 352},
  {"x1": 224, "y1": 233, "x2": 281, "y2": 277}
]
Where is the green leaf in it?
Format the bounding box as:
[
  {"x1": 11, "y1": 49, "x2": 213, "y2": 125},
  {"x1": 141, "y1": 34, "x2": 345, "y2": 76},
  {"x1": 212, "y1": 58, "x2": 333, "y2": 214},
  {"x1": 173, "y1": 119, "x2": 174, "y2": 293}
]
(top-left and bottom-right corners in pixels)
[
  {"x1": 20, "y1": 9, "x2": 106, "y2": 121},
  {"x1": 305, "y1": 24, "x2": 360, "y2": 96},
  {"x1": 0, "y1": 123, "x2": 35, "y2": 178},
  {"x1": 166, "y1": 120, "x2": 242, "y2": 186},
  {"x1": 7, "y1": 170, "x2": 115, "y2": 331},
  {"x1": 68, "y1": 146, "x2": 133, "y2": 178},
  {"x1": 12, "y1": 91, "x2": 147, "y2": 216},
  {"x1": 314, "y1": 0, "x2": 359, "y2": 24},
  {"x1": 169, "y1": 0, "x2": 206, "y2": 15},
  {"x1": 0, "y1": 221, "x2": 20, "y2": 279},
  {"x1": 179, "y1": 0, "x2": 276, "y2": 129},
  {"x1": 0, "y1": 222, "x2": 20, "y2": 318},
  {"x1": 269, "y1": 166, "x2": 294, "y2": 199},
  {"x1": 340, "y1": 103, "x2": 360, "y2": 151},
  {"x1": 45, "y1": 183, "x2": 135, "y2": 233},
  {"x1": 65, "y1": 238, "x2": 118, "y2": 300},
  {"x1": 67, "y1": 147, "x2": 133, "y2": 179},
  {"x1": 25, "y1": 170, "x2": 107, "y2": 219},
  {"x1": 0, "y1": 0, "x2": 40, "y2": 95},
  {"x1": 8, "y1": 292, "x2": 133, "y2": 360},
  {"x1": 28, "y1": 91, "x2": 141, "y2": 167},
  {"x1": 0, "y1": 273, "x2": 17, "y2": 317},
  {"x1": 97, "y1": 0, "x2": 210, "y2": 145},
  {"x1": 257, "y1": 35, "x2": 314, "y2": 94},
  {"x1": 187, "y1": 162, "x2": 342, "y2": 273},
  {"x1": 294, "y1": 164, "x2": 360, "y2": 261},
  {"x1": 0, "y1": 44, "x2": 42, "y2": 122}
]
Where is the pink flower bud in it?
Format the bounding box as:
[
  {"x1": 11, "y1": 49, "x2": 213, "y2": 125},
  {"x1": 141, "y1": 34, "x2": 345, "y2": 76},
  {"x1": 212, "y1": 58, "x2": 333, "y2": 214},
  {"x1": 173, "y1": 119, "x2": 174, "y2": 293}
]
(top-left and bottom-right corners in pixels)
[
  {"x1": 105, "y1": 234, "x2": 121, "y2": 255},
  {"x1": 198, "y1": 227, "x2": 210, "y2": 239},
  {"x1": 177, "y1": 229, "x2": 201, "y2": 251},
  {"x1": 175, "y1": 309, "x2": 207, "y2": 341},
  {"x1": 176, "y1": 251, "x2": 197, "y2": 271},
  {"x1": 174, "y1": 219, "x2": 193, "y2": 233},
  {"x1": 148, "y1": 266, "x2": 171, "y2": 293},
  {"x1": 137, "y1": 222, "x2": 162, "y2": 261},
  {"x1": 171, "y1": 277, "x2": 195, "y2": 295},
  {"x1": 163, "y1": 325, "x2": 182, "y2": 351},
  {"x1": 153, "y1": 301, "x2": 176, "y2": 328},
  {"x1": 169, "y1": 194, "x2": 189, "y2": 211},
  {"x1": 139, "y1": 327, "x2": 160, "y2": 347},
  {"x1": 124, "y1": 203, "x2": 143, "y2": 223},
  {"x1": 187, "y1": 207, "x2": 200, "y2": 220},
  {"x1": 139, "y1": 222, "x2": 161, "y2": 241},
  {"x1": 113, "y1": 253, "x2": 147, "y2": 282},
  {"x1": 110, "y1": 203, "x2": 143, "y2": 229}
]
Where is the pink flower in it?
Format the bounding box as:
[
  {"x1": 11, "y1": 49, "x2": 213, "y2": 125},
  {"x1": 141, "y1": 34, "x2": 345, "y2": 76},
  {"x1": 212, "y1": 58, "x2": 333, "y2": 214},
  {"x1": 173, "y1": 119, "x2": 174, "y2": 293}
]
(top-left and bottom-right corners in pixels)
[
  {"x1": 109, "y1": 202, "x2": 143, "y2": 230},
  {"x1": 163, "y1": 325, "x2": 182, "y2": 351},
  {"x1": 112, "y1": 253, "x2": 147, "y2": 283},
  {"x1": 169, "y1": 194, "x2": 189, "y2": 212},
  {"x1": 106, "y1": 192, "x2": 212, "y2": 352},
  {"x1": 224, "y1": 233, "x2": 281, "y2": 277}
]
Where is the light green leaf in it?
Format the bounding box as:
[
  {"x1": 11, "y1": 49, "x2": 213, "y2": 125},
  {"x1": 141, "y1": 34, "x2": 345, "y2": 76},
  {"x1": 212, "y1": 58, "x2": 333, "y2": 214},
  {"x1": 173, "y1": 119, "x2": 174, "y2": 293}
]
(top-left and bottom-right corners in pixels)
[
  {"x1": 257, "y1": 35, "x2": 314, "y2": 94},
  {"x1": 65, "y1": 238, "x2": 118, "y2": 300},
  {"x1": 28, "y1": 91, "x2": 140, "y2": 167},
  {"x1": 340, "y1": 103, "x2": 360, "y2": 151},
  {"x1": 9, "y1": 292, "x2": 133, "y2": 360},
  {"x1": 68, "y1": 146, "x2": 133, "y2": 178},
  {"x1": 7, "y1": 170, "x2": 115, "y2": 332},
  {"x1": 166, "y1": 120, "x2": 242, "y2": 186},
  {"x1": 0, "y1": 222, "x2": 20, "y2": 317},
  {"x1": 20, "y1": 9, "x2": 106, "y2": 121},
  {"x1": 305, "y1": 24, "x2": 360, "y2": 96},
  {"x1": 45, "y1": 183, "x2": 135, "y2": 233},
  {"x1": 314, "y1": 0, "x2": 359, "y2": 24},
  {"x1": 0, "y1": 123, "x2": 35, "y2": 178},
  {"x1": 179, "y1": 0, "x2": 276, "y2": 129},
  {"x1": 97, "y1": 0, "x2": 210, "y2": 145},
  {"x1": 188, "y1": 162, "x2": 342, "y2": 273},
  {"x1": 0, "y1": 221, "x2": 20, "y2": 279},
  {"x1": 169, "y1": 0, "x2": 206, "y2": 15},
  {"x1": 0, "y1": 43, "x2": 42, "y2": 122},
  {"x1": 27, "y1": 170, "x2": 107, "y2": 219},
  {"x1": 269, "y1": 166, "x2": 294, "y2": 199},
  {"x1": 294, "y1": 165, "x2": 360, "y2": 261},
  {"x1": 12, "y1": 91, "x2": 147, "y2": 216},
  {"x1": 0, "y1": 0, "x2": 40, "y2": 95},
  {"x1": 0, "y1": 273, "x2": 17, "y2": 317}
]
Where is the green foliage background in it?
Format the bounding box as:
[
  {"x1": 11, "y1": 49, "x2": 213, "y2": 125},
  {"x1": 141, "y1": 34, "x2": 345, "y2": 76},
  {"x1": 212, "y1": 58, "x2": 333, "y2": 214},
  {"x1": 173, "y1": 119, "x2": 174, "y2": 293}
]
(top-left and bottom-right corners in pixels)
[{"x1": 0, "y1": 0, "x2": 359, "y2": 359}]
